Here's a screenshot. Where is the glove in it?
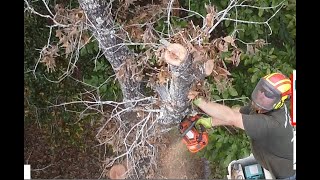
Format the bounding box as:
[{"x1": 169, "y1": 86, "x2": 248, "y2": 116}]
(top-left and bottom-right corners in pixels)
[
  {"x1": 193, "y1": 97, "x2": 212, "y2": 128},
  {"x1": 193, "y1": 97, "x2": 203, "y2": 107},
  {"x1": 195, "y1": 116, "x2": 213, "y2": 129}
]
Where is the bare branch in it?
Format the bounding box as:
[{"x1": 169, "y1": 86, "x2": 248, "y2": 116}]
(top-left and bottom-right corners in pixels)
[
  {"x1": 31, "y1": 164, "x2": 54, "y2": 171},
  {"x1": 24, "y1": 0, "x2": 69, "y2": 27},
  {"x1": 166, "y1": 0, "x2": 175, "y2": 39}
]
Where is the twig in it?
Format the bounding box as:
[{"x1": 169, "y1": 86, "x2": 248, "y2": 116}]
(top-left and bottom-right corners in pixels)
[
  {"x1": 166, "y1": 0, "x2": 175, "y2": 39},
  {"x1": 24, "y1": 0, "x2": 69, "y2": 27},
  {"x1": 31, "y1": 164, "x2": 54, "y2": 171}
]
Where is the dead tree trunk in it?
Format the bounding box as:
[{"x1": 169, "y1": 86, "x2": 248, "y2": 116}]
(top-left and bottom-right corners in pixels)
[
  {"x1": 78, "y1": 0, "x2": 209, "y2": 126},
  {"x1": 78, "y1": 0, "x2": 143, "y2": 106},
  {"x1": 156, "y1": 43, "x2": 208, "y2": 126}
]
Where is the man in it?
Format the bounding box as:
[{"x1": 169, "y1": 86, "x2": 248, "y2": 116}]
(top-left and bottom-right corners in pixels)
[{"x1": 193, "y1": 72, "x2": 296, "y2": 179}]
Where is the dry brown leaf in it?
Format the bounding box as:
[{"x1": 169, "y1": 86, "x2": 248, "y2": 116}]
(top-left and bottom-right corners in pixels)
[
  {"x1": 155, "y1": 46, "x2": 165, "y2": 59},
  {"x1": 205, "y1": 13, "x2": 214, "y2": 28},
  {"x1": 58, "y1": 35, "x2": 67, "y2": 45},
  {"x1": 188, "y1": 90, "x2": 200, "y2": 100},
  {"x1": 129, "y1": 27, "x2": 144, "y2": 41},
  {"x1": 61, "y1": 41, "x2": 72, "y2": 56},
  {"x1": 158, "y1": 70, "x2": 170, "y2": 85},
  {"x1": 216, "y1": 66, "x2": 231, "y2": 77},
  {"x1": 40, "y1": 56, "x2": 56, "y2": 72},
  {"x1": 231, "y1": 49, "x2": 242, "y2": 66},
  {"x1": 142, "y1": 27, "x2": 157, "y2": 45},
  {"x1": 204, "y1": 59, "x2": 214, "y2": 76},
  {"x1": 226, "y1": 49, "x2": 241, "y2": 66},
  {"x1": 55, "y1": 29, "x2": 63, "y2": 39},
  {"x1": 255, "y1": 39, "x2": 266, "y2": 48},
  {"x1": 192, "y1": 50, "x2": 203, "y2": 62},
  {"x1": 205, "y1": 4, "x2": 216, "y2": 14},
  {"x1": 145, "y1": 48, "x2": 153, "y2": 60},
  {"x1": 51, "y1": 45, "x2": 59, "y2": 57},
  {"x1": 54, "y1": 4, "x2": 68, "y2": 24},
  {"x1": 76, "y1": 10, "x2": 84, "y2": 20},
  {"x1": 80, "y1": 33, "x2": 90, "y2": 46},
  {"x1": 54, "y1": 4, "x2": 62, "y2": 12},
  {"x1": 223, "y1": 36, "x2": 233, "y2": 43},
  {"x1": 223, "y1": 36, "x2": 236, "y2": 47},
  {"x1": 124, "y1": 0, "x2": 138, "y2": 8},
  {"x1": 217, "y1": 40, "x2": 228, "y2": 52},
  {"x1": 188, "y1": 21, "x2": 202, "y2": 39},
  {"x1": 69, "y1": 27, "x2": 78, "y2": 37}
]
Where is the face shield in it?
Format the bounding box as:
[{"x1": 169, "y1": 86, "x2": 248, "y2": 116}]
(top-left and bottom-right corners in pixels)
[{"x1": 251, "y1": 78, "x2": 282, "y2": 111}]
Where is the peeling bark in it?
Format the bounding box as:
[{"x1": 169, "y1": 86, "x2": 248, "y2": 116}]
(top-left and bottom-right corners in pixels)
[
  {"x1": 158, "y1": 43, "x2": 207, "y2": 125},
  {"x1": 78, "y1": 0, "x2": 142, "y2": 105}
]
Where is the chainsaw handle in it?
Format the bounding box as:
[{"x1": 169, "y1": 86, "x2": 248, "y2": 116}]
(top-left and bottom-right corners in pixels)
[
  {"x1": 197, "y1": 124, "x2": 206, "y2": 142},
  {"x1": 180, "y1": 120, "x2": 197, "y2": 137},
  {"x1": 199, "y1": 124, "x2": 206, "y2": 132},
  {"x1": 180, "y1": 114, "x2": 207, "y2": 138}
]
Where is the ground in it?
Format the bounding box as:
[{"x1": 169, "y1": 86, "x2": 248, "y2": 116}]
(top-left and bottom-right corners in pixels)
[
  {"x1": 154, "y1": 129, "x2": 206, "y2": 179},
  {"x1": 24, "y1": 120, "x2": 104, "y2": 179},
  {"x1": 24, "y1": 115, "x2": 206, "y2": 179}
]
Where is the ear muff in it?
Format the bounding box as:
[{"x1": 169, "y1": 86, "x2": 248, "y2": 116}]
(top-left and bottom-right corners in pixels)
[{"x1": 273, "y1": 95, "x2": 289, "y2": 110}]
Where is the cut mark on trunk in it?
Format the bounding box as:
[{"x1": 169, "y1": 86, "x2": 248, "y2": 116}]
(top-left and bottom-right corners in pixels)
[{"x1": 164, "y1": 43, "x2": 188, "y2": 66}]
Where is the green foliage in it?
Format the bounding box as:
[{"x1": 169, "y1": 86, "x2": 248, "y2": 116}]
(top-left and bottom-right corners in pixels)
[
  {"x1": 83, "y1": 57, "x2": 122, "y2": 101},
  {"x1": 197, "y1": 127, "x2": 251, "y2": 178}
]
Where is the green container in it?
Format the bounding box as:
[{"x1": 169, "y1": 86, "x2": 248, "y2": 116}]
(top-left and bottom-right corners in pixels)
[{"x1": 244, "y1": 164, "x2": 265, "y2": 179}]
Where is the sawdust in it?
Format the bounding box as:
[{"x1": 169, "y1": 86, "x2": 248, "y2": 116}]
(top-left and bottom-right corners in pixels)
[{"x1": 155, "y1": 129, "x2": 205, "y2": 179}]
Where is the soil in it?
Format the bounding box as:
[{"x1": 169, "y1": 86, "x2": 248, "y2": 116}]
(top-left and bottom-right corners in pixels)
[
  {"x1": 24, "y1": 120, "x2": 104, "y2": 179},
  {"x1": 24, "y1": 117, "x2": 205, "y2": 179}
]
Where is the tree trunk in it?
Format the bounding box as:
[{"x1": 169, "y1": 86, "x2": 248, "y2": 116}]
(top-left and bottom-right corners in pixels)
[
  {"x1": 78, "y1": 0, "x2": 143, "y2": 106},
  {"x1": 157, "y1": 43, "x2": 207, "y2": 126}
]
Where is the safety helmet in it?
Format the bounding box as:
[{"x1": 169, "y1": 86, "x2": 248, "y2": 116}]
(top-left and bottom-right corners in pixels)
[{"x1": 251, "y1": 72, "x2": 291, "y2": 112}]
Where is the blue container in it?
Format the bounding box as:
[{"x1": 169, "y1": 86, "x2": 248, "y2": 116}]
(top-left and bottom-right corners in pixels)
[{"x1": 244, "y1": 164, "x2": 265, "y2": 179}]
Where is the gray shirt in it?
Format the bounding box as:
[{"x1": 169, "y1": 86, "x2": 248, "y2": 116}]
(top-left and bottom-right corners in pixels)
[{"x1": 240, "y1": 105, "x2": 295, "y2": 178}]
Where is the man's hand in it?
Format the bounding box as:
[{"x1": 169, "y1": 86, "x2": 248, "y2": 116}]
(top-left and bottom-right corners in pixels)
[
  {"x1": 195, "y1": 116, "x2": 213, "y2": 129},
  {"x1": 193, "y1": 97, "x2": 212, "y2": 129},
  {"x1": 193, "y1": 97, "x2": 204, "y2": 107}
]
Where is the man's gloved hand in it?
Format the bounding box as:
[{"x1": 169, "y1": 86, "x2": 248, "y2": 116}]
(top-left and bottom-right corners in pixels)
[
  {"x1": 193, "y1": 97, "x2": 213, "y2": 128},
  {"x1": 193, "y1": 97, "x2": 203, "y2": 107},
  {"x1": 195, "y1": 116, "x2": 213, "y2": 129}
]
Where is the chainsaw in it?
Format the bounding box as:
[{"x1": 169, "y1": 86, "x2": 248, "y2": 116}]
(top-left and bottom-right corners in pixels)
[{"x1": 179, "y1": 114, "x2": 209, "y2": 153}]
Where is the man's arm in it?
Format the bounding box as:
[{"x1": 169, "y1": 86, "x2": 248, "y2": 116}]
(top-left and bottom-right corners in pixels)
[{"x1": 195, "y1": 98, "x2": 244, "y2": 129}]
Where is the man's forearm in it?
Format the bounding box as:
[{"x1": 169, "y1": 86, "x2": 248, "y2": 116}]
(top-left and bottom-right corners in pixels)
[
  {"x1": 196, "y1": 98, "x2": 238, "y2": 125},
  {"x1": 211, "y1": 117, "x2": 233, "y2": 126}
]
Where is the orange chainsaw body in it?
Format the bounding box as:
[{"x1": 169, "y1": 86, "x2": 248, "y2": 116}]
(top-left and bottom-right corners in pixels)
[{"x1": 179, "y1": 114, "x2": 209, "y2": 153}]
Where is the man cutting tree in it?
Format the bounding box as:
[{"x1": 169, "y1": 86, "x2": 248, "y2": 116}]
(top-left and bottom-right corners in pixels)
[{"x1": 193, "y1": 72, "x2": 295, "y2": 179}]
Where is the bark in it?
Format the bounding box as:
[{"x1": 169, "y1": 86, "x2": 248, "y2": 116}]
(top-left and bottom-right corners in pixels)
[
  {"x1": 158, "y1": 43, "x2": 207, "y2": 125},
  {"x1": 78, "y1": 0, "x2": 143, "y2": 106}
]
